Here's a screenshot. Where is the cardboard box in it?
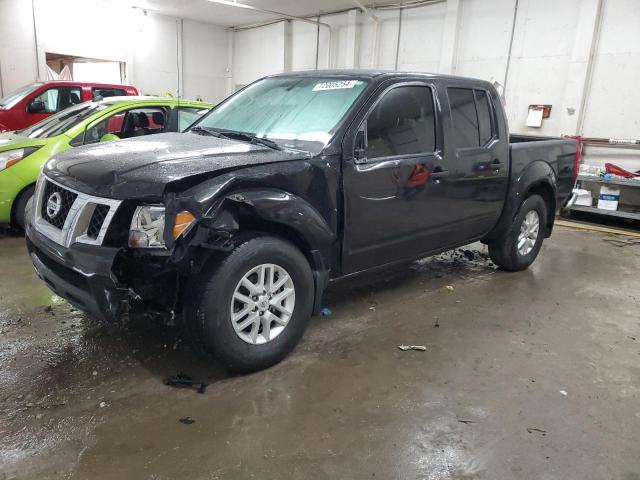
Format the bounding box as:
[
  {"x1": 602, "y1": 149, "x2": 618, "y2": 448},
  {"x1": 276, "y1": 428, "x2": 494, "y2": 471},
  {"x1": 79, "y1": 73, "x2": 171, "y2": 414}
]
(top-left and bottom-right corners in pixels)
[
  {"x1": 597, "y1": 185, "x2": 620, "y2": 211},
  {"x1": 573, "y1": 189, "x2": 593, "y2": 206}
]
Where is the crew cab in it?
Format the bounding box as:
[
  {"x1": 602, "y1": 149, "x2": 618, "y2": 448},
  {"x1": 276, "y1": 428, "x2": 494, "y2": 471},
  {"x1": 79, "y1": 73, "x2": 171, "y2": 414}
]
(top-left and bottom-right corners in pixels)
[
  {"x1": 0, "y1": 81, "x2": 139, "y2": 132},
  {"x1": 25, "y1": 70, "x2": 579, "y2": 372}
]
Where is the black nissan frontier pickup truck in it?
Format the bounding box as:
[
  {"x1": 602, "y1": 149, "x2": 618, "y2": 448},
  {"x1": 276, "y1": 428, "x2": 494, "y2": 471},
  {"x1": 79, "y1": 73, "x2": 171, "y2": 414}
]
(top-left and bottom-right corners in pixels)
[{"x1": 26, "y1": 70, "x2": 579, "y2": 371}]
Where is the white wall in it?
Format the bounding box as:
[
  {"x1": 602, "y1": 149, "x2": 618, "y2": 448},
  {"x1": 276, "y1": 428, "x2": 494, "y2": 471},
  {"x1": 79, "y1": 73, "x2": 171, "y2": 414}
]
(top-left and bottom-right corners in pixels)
[
  {"x1": 291, "y1": 20, "x2": 318, "y2": 71},
  {"x1": 2, "y1": 0, "x2": 639, "y2": 168},
  {"x1": 0, "y1": 0, "x2": 230, "y2": 104},
  {"x1": 0, "y1": 0, "x2": 39, "y2": 94},
  {"x1": 230, "y1": 0, "x2": 639, "y2": 168},
  {"x1": 233, "y1": 22, "x2": 286, "y2": 87},
  {"x1": 183, "y1": 20, "x2": 231, "y2": 101}
]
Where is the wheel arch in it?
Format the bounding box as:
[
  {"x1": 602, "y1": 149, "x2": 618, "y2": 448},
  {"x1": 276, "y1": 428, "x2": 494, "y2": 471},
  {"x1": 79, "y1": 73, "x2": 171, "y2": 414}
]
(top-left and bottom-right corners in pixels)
[
  {"x1": 483, "y1": 160, "x2": 557, "y2": 242},
  {"x1": 524, "y1": 180, "x2": 555, "y2": 237},
  {"x1": 10, "y1": 182, "x2": 36, "y2": 228},
  {"x1": 174, "y1": 188, "x2": 336, "y2": 314}
]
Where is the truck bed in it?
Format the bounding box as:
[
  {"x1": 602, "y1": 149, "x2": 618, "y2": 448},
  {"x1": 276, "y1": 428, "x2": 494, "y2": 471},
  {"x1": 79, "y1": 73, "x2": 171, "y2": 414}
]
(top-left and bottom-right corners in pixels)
[{"x1": 509, "y1": 134, "x2": 578, "y2": 208}]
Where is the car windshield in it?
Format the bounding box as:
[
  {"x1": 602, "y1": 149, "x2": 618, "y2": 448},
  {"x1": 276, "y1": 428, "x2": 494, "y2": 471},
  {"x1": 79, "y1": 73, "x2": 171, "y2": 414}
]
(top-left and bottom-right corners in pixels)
[
  {"x1": 191, "y1": 77, "x2": 369, "y2": 153},
  {"x1": 0, "y1": 83, "x2": 43, "y2": 109},
  {"x1": 19, "y1": 102, "x2": 109, "y2": 139}
]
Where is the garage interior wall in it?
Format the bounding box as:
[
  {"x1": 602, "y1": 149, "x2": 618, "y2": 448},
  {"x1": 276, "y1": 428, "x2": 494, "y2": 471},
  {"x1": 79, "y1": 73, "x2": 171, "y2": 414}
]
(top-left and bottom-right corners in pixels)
[
  {"x1": 230, "y1": 0, "x2": 639, "y2": 170},
  {"x1": 0, "y1": 0, "x2": 230, "y2": 103}
]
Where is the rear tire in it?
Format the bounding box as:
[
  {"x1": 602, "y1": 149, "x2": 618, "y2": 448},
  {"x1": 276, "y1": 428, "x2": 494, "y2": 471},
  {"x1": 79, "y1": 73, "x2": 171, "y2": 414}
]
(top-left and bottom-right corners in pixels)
[
  {"x1": 488, "y1": 194, "x2": 547, "y2": 271},
  {"x1": 13, "y1": 185, "x2": 35, "y2": 231},
  {"x1": 184, "y1": 235, "x2": 314, "y2": 373}
]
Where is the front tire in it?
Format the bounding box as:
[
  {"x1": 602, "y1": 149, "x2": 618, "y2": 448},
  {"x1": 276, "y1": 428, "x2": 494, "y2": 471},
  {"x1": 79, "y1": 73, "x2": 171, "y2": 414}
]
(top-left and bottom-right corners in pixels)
[
  {"x1": 13, "y1": 185, "x2": 35, "y2": 231},
  {"x1": 184, "y1": 235, "x2": 314, "y2": 373},
  {"x1": 488, "y1": 194, "x2": 547, "y2": 271}
]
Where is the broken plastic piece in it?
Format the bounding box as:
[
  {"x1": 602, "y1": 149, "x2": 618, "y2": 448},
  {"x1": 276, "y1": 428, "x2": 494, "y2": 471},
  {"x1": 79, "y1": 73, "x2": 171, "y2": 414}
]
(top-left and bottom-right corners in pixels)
[
  {"x1": 166, "y1": 373, "x2": 208, "y2": 394},
  {"x1": 398, "y1": 345, "x2": 427, "y2": 351}
]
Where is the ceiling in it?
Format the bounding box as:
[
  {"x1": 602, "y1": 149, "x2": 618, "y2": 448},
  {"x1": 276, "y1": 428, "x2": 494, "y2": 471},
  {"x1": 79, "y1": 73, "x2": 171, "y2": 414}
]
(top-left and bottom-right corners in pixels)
[{"x1": 144, "y1": 0, "x2": 365, "y2": 27}]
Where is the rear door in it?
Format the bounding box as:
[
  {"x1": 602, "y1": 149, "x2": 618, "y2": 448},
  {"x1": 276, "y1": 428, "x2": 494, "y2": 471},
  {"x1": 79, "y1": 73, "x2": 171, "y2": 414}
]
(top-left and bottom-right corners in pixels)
[
  {"x1": 441, "y1": 86, "x2": 508, "y2": 241},
  {"x1": 342, "y1": 81, "x2": 452, "y2": 274}
]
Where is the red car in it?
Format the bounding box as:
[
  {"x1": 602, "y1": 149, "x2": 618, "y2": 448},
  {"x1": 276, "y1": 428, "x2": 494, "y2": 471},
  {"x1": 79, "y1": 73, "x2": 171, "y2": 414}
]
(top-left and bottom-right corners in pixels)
[{"x1": 0, "y1": 81, "x2": 140, "y2": 132}]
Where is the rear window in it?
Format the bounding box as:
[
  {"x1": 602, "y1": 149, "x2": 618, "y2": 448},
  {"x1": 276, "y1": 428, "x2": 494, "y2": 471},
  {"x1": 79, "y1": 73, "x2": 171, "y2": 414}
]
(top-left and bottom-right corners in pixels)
[
  {"x1": 474, "y1": 90, "x2": 493, "y2": 145},
  {"x1": 448, "y1": 87, "x2": 495, "y2": 149},
  {"x1": 93, "y1": 88, "x2": 126, "y2": 100}
]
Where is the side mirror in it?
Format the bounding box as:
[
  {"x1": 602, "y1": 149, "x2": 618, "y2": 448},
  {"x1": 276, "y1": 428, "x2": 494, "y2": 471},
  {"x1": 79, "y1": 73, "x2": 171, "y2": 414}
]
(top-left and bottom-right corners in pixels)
[
  {"x1": 354, "y1": 130, "x2": 366, "y2": 161},
  {"x1": 27, "y1": 100, "x2": 46, "y2": 114}
]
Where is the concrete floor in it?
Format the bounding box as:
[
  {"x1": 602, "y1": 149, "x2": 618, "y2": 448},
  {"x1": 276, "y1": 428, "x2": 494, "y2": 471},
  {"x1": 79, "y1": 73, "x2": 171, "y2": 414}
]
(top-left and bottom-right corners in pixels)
[{"x1": 1, "y1": 227, "x2": 639, "y2": 480}]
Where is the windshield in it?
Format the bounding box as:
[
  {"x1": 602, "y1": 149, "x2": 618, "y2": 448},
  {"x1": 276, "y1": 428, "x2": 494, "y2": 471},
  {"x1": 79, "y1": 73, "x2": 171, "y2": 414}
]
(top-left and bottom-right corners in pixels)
[
  {"x1": 19, "y1": 102, "x2": 108, "y2": 139},
  {"x1": 192, "y1": 77, "x2": 369, "y2": 153},
  {"x1": 0, "y1": 83, "x2": 43, "y2": 109}
]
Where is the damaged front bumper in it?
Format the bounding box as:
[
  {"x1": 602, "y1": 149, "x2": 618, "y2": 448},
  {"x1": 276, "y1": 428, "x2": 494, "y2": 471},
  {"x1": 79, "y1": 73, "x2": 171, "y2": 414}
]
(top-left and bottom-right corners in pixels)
[{"x1": 26, "y1": 213, "x2": 134, "y2": 321}]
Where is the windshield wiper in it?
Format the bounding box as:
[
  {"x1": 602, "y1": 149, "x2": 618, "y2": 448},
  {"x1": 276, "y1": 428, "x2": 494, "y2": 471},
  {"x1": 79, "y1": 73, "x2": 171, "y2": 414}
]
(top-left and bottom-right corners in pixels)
[
  {"x1": 189, "y1": 126, "x2": 223, "y2": 137},
  {"x1": 211, "y1": 129, "x2": 282, "y2": 150},
  {"x1": 190, "y1": 126, "x2": 282, "y2": 150}
]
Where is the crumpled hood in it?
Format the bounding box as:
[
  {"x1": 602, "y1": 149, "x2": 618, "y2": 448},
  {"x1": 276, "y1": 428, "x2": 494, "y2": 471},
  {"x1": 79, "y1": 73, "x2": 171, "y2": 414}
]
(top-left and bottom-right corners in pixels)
[{"x1": 43, "y1": 132, "x2": 307, "y2": 199}]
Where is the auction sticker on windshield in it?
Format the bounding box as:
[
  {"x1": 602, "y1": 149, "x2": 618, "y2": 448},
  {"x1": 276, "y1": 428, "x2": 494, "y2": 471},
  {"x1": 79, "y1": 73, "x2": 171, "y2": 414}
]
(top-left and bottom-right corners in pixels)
[{"x1": 312, "y1": 80, "x2": 360, "y2": 91}]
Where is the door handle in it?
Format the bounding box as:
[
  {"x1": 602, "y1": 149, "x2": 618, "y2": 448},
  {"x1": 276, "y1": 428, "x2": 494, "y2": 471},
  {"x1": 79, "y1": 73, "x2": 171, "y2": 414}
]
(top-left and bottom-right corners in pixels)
[
  {"x1": 431, "y1": 169, "x2": 450, "y2": 179},
  {"x1": 491, "y1": 159, "x2": 503, "y2": 170}
]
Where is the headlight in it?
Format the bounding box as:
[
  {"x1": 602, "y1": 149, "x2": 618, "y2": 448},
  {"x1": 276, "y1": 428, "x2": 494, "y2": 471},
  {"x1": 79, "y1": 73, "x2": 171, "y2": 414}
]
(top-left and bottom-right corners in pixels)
[
  {"x1": 128, "y1": 206, "x2": 196, "y2": 248},
  {"x1": 129, "y1": 205, "x2": 166, "y2": 248},
  {"x1": 0, "y1": 147, "x2": 39, "y2": 171}
]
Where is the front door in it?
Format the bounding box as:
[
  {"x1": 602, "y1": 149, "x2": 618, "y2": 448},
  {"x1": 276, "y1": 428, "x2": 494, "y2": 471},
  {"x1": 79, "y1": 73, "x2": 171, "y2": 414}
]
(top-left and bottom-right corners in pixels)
[
  {"x1": 342, "y1": 82, "x2": 453, "y2": 274},
  {"x1": 26, "y1": 86, "x2": 82, "y2": 125}
]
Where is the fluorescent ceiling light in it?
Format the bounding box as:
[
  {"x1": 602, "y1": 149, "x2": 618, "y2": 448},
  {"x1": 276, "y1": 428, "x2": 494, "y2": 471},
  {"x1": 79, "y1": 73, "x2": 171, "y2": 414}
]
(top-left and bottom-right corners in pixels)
[{"x1": 204, "y1": 0, "x2": 324, "y2": 26}]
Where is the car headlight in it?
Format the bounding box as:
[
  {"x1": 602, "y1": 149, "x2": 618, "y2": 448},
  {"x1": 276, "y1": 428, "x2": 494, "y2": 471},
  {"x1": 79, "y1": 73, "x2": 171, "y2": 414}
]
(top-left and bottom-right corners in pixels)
[
  {"x1": 129, "y1": 205, "x2": 166, "y2": 248},
  {"x1": 128, "y1": 206, "x2": 196, "y2": 248},
  {"x1": 0, "y1": 147, "x2": 40, "y2": 171}
]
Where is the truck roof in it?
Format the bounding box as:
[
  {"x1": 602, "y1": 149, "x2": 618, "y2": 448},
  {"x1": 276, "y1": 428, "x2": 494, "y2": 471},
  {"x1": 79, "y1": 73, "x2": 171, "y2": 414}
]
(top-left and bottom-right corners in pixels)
[{"x1": 269, "y1": 69, "x2": 494, "y2": 88}]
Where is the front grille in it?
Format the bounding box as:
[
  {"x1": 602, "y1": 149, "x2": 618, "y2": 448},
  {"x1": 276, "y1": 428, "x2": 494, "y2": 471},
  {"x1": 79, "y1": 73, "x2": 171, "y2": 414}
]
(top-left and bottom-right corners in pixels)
[
  {"x1": 40, "y1": 181, "x2": 78, "y2": 229},
  {"x1": 87, "y1": 204, "x2": 110, "y2": 239},
  {"x1": 34, "y1": 176, "x2": 122, "y2": 248}
]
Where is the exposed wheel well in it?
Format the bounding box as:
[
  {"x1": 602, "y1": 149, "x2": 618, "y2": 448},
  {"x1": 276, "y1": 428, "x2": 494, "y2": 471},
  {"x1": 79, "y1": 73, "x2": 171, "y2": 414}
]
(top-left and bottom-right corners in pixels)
[
  {"x1": 237, "y1": 215, "x2": 316, "y2": 270},
  {"x1": 525, "y1": 182, "x2": 555, "y2": 236}
]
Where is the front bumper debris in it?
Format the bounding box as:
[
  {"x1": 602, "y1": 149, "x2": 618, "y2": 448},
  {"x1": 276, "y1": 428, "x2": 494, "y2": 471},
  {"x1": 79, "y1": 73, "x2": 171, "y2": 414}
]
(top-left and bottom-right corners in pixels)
[{"x1": 25, "y1": 210, "x2": 130, "y2": 321}]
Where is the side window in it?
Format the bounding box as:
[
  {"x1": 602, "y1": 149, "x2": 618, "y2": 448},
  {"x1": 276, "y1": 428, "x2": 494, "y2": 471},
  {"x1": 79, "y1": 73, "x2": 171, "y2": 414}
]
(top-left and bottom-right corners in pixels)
[
  {"x1": 84, "y1": 107, "x2": 166, "y2": 144},
  {"x1": 178, "y1": 107, "x2": 209, "y2": 131},
  {"x1": 32, "y1": 87, "x2": 82, "y2": 113},
  {"x1": 366, "y1": 86, "x2": 436, "y2": 159},
  {"x1": 474, "y1": 89, "x2": 494, "y2": 145},
  {"x1": 92, "y1": 88, "x2": 126, "y2": 100},
  {"x1": 448, "y1": 88, "x2": 479, "y2": 149}
]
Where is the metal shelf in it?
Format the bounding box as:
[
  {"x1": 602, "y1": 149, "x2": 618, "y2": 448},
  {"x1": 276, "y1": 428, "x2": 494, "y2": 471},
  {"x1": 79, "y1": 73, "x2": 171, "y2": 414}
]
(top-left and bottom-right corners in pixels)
[
  {"x1": 565, "y1": 205, "x2": 640, "y2": 221},
  {"x1": 577, "y1": 175, "x2": 640, "y2": 188}
]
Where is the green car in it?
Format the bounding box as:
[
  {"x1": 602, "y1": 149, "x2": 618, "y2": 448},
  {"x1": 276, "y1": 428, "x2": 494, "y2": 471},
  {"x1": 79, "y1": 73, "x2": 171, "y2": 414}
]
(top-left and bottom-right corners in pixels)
[{"x1": 0, "y1": 96, "x2": 212, "y2": 229}]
